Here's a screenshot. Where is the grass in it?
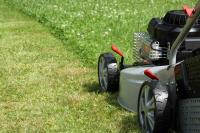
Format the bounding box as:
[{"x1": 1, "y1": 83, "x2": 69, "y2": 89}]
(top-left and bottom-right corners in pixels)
[
  {"x1": 4, "y1": 0, "x2": 195, "y2": 66},
  {"x1": 0, "y1": 1, "x2": 139, "y2": 132},
  {"x1": 0, "y1": 0, "x2": 197, "y2": 132}
]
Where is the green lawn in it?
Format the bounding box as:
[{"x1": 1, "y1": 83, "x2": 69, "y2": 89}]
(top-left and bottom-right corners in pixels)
[
  {"x1": 0, "y1": 1, "x2": 138, "y2": 132},
  {"x1": 4, "y1": 0, "x2": 195, "y2": 66},
  {"x1": 0, "y1": 0, "x2": 197, "y2": 132}
]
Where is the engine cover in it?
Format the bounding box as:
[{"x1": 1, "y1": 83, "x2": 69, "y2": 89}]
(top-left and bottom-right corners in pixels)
[
  {"x1": 133, "y1": 10, "x2": 200, "y2": 65},
  {"x1": 148, "y1": 10, "x2": 200, "y2": 46}
]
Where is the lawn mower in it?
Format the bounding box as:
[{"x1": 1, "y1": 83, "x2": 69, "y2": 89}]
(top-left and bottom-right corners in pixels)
[{"x1": 98, "y1": 1, "x2": 200, "y2": 133}]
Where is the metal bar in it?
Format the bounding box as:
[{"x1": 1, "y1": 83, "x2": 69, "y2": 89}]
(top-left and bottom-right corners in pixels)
[{"x1": 169, "y1": 0, "x2": 200, "y2": 65}]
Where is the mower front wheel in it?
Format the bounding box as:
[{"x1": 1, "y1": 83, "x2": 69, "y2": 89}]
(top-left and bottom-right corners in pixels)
[
  {"x1": 138, "y1": 81, "x2": 171, "y2": 133},
  {"x1": 98, "y1": 53, "x2": 119, "y2": 92}
]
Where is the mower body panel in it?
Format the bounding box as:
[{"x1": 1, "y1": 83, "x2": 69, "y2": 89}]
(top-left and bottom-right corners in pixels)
[{"x1": 118, "y1": 65, "x2": 170, "y2": 112}]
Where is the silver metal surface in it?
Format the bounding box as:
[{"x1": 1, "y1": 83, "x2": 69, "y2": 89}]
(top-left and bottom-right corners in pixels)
[
  {"x1": 139, "y1": 85, "x2": 155, "y2": 133},
  {"x1": 98, "y1": 57, "x2": 108, "y2": 89},
  {"x1": 134, "y1": 32, "x2": 167, "y2": 62},
  {"x1": 118, "y1": 65, "x2": 169, "y2": 112},
  {"x1": 133, "y1": 33, "x2": 143, "y2": 62},
  {"x1": 108, "y1": 63, "x2": 118, "y2": 72},
  {"x1": 179, "y1": 98, "x2": 200, "y2": 133}
]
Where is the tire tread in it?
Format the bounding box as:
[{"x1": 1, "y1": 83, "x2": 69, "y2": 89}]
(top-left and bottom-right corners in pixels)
[{"x1": 98, "y1": 53, "x2": 119, "y2": 92}]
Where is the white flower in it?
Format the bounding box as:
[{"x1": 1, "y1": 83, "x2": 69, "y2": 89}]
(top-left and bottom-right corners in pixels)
[{"x1": 104, "y1": 31, "x2": 108, "y2": 35}]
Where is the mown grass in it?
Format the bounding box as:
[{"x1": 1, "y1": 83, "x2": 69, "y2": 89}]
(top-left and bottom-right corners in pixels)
[
  {"x1": 0, "y1": 1, "x2": 139, "y2": 132},
  {"x1": 4, "y1": 0, "x2": 195, "y2": 66},
  {"x1": 1, "y1": 0, "x2": 197, "y2": 132}
]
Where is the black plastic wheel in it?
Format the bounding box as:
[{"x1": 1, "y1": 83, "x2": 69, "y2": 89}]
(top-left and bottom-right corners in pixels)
[
  {"x1": 98, "y1": 53, "x2": 119, "y2": 92},
  {"x1": 138, "y1": 81, "x2": 171, "y2": 133}
]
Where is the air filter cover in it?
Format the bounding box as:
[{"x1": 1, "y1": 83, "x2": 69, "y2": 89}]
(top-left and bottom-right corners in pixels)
[{"x1": 163, "y1": 10, "x2": 200, "y2": 27}]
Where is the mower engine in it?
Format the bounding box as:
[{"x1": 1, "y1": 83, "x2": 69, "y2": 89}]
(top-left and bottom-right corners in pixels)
[{"x1": 134, "y1": 10, "x2": 200, "y2": 65}]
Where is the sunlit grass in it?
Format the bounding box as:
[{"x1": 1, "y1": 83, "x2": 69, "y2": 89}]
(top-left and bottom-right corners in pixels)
[
  {"x1": 0, "y1": 0, "x2": 197, "y2": 132},
  {"x1": 0, "y1": 2, "x2": 138, "y2": 132},
  {"x1": 4, "y1": 0, "x2": 195, "y2": 66}
]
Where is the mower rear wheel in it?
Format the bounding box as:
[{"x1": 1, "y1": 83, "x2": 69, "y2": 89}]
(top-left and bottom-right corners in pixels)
[
  {"x1": 98, "y1": 53, "x2": 119, "y2": 92},
  {"x1": 138, "y1": 81, "x2": 171, "y2": 133}
]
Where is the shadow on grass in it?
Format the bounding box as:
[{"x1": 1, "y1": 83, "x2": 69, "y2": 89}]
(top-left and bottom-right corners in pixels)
[
  {"x1": 105, "y1": 92, "x2": 122, "y2": 109},
  {"x1": 84, "y1": 81, "x2": 140, "y2": 132},
  {"x1": 119, "y1": 115, "x2": 139, "y2": 133},
  {"x1": 83, "y1": 81, "x2": 99, "y2": 93},
  {"x1": 84, "y1": 81, "x2": 122, "y2": 109}
]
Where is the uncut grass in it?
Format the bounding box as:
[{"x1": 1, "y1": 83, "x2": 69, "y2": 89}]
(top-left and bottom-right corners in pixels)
[
  {"x1": 4, "y1": 0, "x2": 195, "y2": 66},
  {"x1": 0, "y1": 2, "x2": 138, "y2": 132}
]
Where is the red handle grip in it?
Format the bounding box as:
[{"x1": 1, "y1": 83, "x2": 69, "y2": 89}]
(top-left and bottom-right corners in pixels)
[
  {"x1": 111, "y1": 44, "x2": 124, "y2": 57},
  {"x1": 183, "y1": 5, "x2": 195, "y2": 17},
  {"x1": 144, "y1": 69, "x2": 159, "y2": 80}
]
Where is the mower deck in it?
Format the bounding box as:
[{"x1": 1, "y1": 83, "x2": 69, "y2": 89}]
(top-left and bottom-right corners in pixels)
[{"x1": 118, "y1": 65, "x2": 170, "y2": 112}]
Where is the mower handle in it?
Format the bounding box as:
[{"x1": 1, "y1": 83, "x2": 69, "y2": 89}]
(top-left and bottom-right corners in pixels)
[{"x1": 169, "y1": 0, "x2": 200, "y2": 66}]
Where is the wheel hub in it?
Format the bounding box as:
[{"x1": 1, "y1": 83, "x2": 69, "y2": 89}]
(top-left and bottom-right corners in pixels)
[
  {"x1": 139, "y1": 85, "x2": 156, "y2": 133},
  {"x1": 99, "y1": 57, "x2": 108, "y2": 89}
]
